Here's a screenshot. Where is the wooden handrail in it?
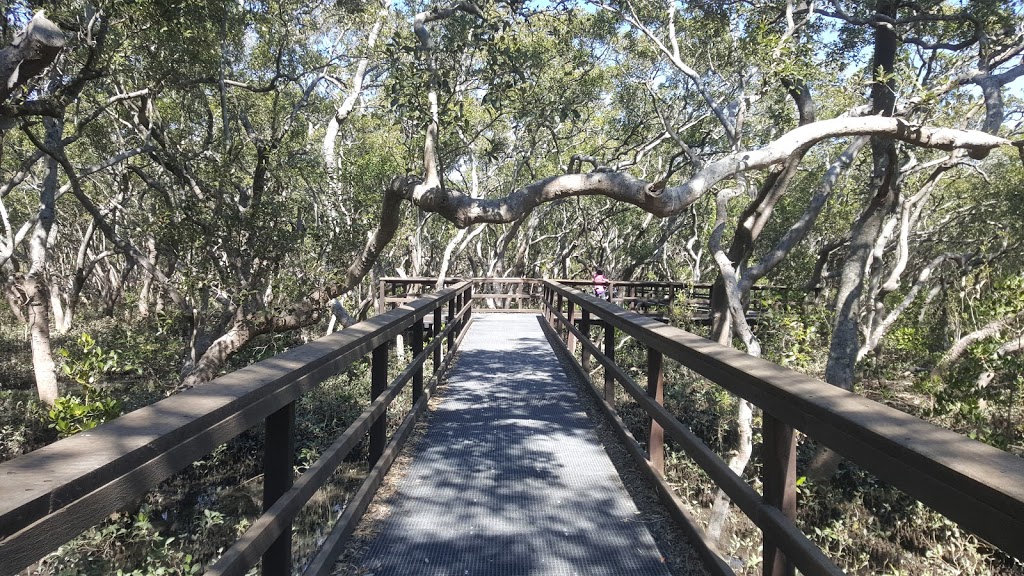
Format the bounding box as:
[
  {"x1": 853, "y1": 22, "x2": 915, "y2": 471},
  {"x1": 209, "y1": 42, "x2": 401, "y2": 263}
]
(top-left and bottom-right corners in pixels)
[
  {"x1": 378, "y1": 277, "x2": 798, "y2": 318},
  {"x1": 542, "y1": 280, "x2": 1024, "y2": 576},
  {"x1": 0, "y1": 283, "x2": 474, "y2": 576}
]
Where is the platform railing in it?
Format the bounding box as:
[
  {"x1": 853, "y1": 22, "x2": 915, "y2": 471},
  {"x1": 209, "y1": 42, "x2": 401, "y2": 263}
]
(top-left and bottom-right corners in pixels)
[
  {"x1": 0, "y1": 282, "x2": 474, "y2": 576},
  {"x1": 542, "y1": 280, "x2": 1024, "y2": 576},
  {"x1": 378, "y1": 277, "x2": 546, "y2": 312},
  {"x1": 378, "y1": 276, "x2": 795, "y2": 320}
]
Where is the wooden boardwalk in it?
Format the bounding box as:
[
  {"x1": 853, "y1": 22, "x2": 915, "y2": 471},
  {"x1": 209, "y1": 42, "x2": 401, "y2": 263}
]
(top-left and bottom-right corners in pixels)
[
  {"x1": 5, "y1": 280, "x2": 1023, "y2": 576},
  {"x1": 352, "y1": 314, "x2": 673, "y2": 575}
]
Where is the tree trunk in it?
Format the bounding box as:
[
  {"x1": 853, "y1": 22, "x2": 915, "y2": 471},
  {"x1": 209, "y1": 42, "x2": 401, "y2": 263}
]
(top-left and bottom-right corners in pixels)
[
  {"x1": 4, "y1": 282, "x2": 26, "y2": 323},
  {"x1": 811, "y1": 0, "x2": 899, "y2": 479},
  {"x1": 25, "y1": 116, "x2": 64, "y2": 405}
]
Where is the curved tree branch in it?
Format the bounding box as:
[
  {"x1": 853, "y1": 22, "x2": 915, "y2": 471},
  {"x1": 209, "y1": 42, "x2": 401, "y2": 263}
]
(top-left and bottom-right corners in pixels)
[{"x1": 406, "y1": 117, "x2": 1008, "y2": 226}]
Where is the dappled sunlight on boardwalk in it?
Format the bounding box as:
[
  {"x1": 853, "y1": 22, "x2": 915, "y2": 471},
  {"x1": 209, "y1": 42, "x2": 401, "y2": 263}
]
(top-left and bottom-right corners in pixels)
[{"x1": 357, "y1": 314, "x2": 671, "y2": 575}]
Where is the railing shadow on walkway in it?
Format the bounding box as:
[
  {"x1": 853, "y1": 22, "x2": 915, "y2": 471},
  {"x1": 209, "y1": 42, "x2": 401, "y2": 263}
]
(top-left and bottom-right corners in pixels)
[
  {"x1": 0, "y1": 283, "x2": 474, "y2": 576},
  {"x1": 542, "y1": 280, "x2": 1024, "y2": 576}
]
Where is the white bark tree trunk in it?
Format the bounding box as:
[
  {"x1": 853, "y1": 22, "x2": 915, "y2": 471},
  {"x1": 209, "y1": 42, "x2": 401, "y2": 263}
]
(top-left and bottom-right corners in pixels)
[{"x1": 25, "y1": 116, "x2": 64, "y2": 405}]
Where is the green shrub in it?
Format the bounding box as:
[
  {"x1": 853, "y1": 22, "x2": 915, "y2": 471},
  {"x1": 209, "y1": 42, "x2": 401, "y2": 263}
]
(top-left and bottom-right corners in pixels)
[{"x1": 47, "y1": 392, "x2": 122, "y2": 438}]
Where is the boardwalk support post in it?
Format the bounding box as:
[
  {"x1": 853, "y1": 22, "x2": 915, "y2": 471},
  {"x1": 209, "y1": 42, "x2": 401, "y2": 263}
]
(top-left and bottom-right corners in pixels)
[
  {"x1": 370, "y1": 341, "x2": 389, "y2": 469},
  {"x1": 556, "y1": 292, "x2": 563, "y2": 331},
  {"x1": 647, "y1": 347, "x2": 664, "y2": 475},
  {"x1": 566, "y1": 300, "x2": 576, "y2": 351},
  {"x1": 604, "y1": 324, "x2": 615, "y2": 407},
  {"x1": 262, "y1": 401, "x2": 296, "y2": 576},
  {"x1": 412, "y1": 318, "x2": 424, "y2": 403},
  {"x1": 433, "y1": 306, "x2": 442, "y2": 374},
  {"x1": 762, "y1": 414, "x2": 797, "y2": 576},
  {"x1": 581, "y1": 309, "x2": 591, "y2": 373},
  {"x1": 546, "y1": 286, "x2": 555, "y2": 326},
  {"x1": 447, "y1": 295, "x2": 456, "y2": 351}
]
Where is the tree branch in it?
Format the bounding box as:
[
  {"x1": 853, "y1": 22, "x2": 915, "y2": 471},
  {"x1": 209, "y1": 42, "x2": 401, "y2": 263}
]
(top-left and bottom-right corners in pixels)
[{"x1": 405, "y1": 117, "x2": 1009, "y2": 226}]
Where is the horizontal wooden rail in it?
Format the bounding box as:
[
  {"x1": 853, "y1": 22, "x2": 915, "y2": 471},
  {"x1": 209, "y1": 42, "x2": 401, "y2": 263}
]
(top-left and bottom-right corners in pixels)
[
  {"x1": 542, "y1": 281, "x2": 1024, "y2": 576},
  {"x1": 378, "y1": 277, "x2": 798, "y2": 321},
  {"x1": 548, "y1": 305, "x2": 838, "y2": 575},
  {"x1": 379, "y1": 277, "x2": 545, "y2": 313},
  {"x1": 0, "y1": 283, "x2": 473, "y2": 576}
]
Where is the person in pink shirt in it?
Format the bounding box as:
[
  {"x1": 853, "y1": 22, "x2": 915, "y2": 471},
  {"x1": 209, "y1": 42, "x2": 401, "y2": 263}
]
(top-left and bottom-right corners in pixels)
[{"x1": 593, "y1": 268, "x2": 608, "y2": 300}]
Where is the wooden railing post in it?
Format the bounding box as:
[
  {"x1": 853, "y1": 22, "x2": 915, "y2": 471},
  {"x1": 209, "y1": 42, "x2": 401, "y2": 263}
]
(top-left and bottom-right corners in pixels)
[
  {"x1": 447, "y1": 295, "x2": 456, "y2": 351},
  {"x1": 604, "y1": 324, "x2": 615, "y2": 407},
  {"x1": 566, "y1": 299, "x2": 576, "y2": 351},
  {"x1": 580, "y1": 309, "x2": 591, "y2": 374},
  {"x1": 456, "y1": 291, "x2": 465, "y2": 336},
  {"x1": 412, "y1": 318, "x2": 424, "y2": 403},
  {"x1": 556, "y1": 292, "x2": 563, "y2": 330},
  {"x1": 377, "y1": 279, "x2": 386, "y2": 314},
  {"x1": 762, "y1": 414, "x2": 797, "y2": 576},
  {"x1": 262, "y1": 401, "x2": 296, "y2": 576},
  {"x1": 647, "y1": 347, "x2": 665, "y2": 475},
  {"x1": 433, "y1": 306, "x2": 442, "y2": 372},
  {"x1": 547, "y1": 287, "x2": 555, "y2": 326},
  {"x1": 466, "y1": 284, "x2": 473, "y2": 325},
  {"x1": 369, "y1": 341, "x2": 389, "y2": 470}
]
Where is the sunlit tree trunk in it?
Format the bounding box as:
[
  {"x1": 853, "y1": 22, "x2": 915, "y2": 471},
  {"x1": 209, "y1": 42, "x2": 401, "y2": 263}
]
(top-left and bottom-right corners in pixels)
[{"x1": 25, "y1": 117, "x2": 64, "y2": 405}]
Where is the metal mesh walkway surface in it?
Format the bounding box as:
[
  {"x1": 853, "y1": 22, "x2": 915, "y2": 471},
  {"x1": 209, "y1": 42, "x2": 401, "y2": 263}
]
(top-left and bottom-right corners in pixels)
[{"x1": 356, "y1": 314, "x2": 673, "y2": 575}]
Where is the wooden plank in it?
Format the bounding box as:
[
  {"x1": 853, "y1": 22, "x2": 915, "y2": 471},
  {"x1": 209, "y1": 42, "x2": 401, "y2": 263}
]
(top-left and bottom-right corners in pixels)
[
  {"x1": 369, "y1": 342, "x2": 389, "y2": 469},
  {"x1": 647, "y1": 348, "x2": 664, "y2": 475},
  {"x1": 262, "y1": 402, "x2": 296, "y2": 576},
  {"x1": 467, "y1": 308, "x2": 543, "y2": 314},
  {"x1": 545, "y1": 282, "x2": 1024, "y2": 561},
  {"x1": 762, "y1": 414, "x2": 796, "y2": 576}
]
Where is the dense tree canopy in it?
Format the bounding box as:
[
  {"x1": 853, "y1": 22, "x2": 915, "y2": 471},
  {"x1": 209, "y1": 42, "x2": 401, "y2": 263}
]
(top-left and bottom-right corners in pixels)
[{"x1": 2, "y1": 0, "x2": 1021, "y2": 417}]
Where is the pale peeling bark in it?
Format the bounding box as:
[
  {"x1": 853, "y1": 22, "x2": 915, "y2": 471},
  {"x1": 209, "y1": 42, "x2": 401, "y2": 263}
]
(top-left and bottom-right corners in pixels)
[
  {"x1": 858, "y1": 253, "x2": 966, "y2": 361},
  {"x1": 705, "y1": 188, "x2": 761, "y2": 544},
  {"x1": 932, "y1": 310, "x2": 1024, "y2": 378},
  {"x1": 811, "y1": 2, "x2": 900, "y2": 479},
  {"x1": 179, "y1": 177, "x2": 410, "y2": 388},
  {"x1": 323, "y1": 0, "x2": 390, "y2": 170},
  {"x1": 703, "y1": 139, "x2": 867, "y2": 530},
  {"x1": 743, "y1": 137, "x2": 869, "y2": 289},
  {"x1": 25, "y1": 117, "x2": 63, "y2": 405},
  {"x1": 0, "y1": 12, "x2": 65, "y2": 104},
  {"x1": 410, "y1": 1, "x2": 484, "y2": 200},
  {"x1": 408, "y1": 117, "x2": 1007, "y2": 228},
  {"x1": 436, "y1": 225, "x2": 471, "y2": 289},
  {"x1": 996, "y1": 335, "x2": 1024, "y2": 358}
]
